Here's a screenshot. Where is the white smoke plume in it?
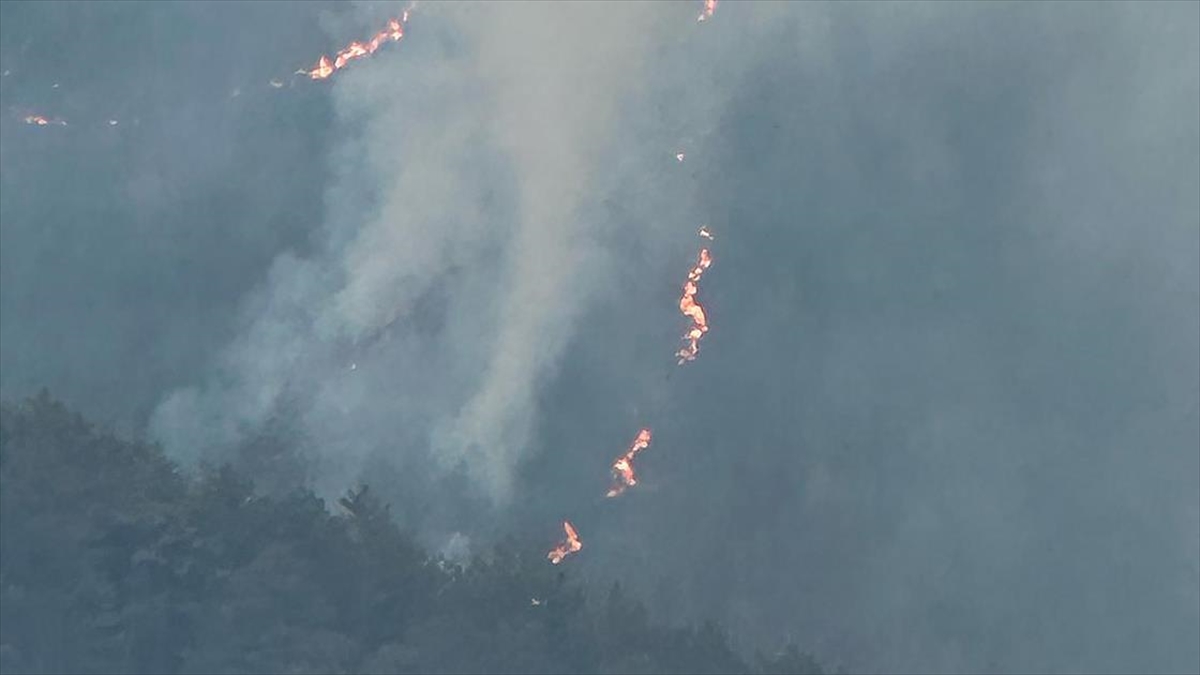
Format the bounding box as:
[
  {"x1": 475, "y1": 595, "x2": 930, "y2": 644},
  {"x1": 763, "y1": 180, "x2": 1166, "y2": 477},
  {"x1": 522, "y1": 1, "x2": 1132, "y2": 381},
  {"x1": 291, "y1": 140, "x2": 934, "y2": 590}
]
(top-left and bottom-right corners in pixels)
[{"x1": 150, "y1": 1, "x2": 697, "y2": 503}]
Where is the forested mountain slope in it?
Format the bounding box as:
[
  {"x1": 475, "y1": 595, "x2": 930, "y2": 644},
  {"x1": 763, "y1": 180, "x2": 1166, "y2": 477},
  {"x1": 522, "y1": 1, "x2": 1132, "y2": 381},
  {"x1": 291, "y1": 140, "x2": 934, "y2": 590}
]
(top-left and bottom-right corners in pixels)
[{"x1": 0, "y1": 392, "x2": 825, "y2": 675}]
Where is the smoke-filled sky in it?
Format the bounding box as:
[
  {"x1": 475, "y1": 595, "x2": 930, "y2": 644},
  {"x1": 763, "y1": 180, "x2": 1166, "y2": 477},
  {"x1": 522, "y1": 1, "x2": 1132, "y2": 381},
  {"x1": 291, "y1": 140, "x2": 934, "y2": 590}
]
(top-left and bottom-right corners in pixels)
[{"x1": 2, "y1": 2, "x2": 1197, "y2": 673}]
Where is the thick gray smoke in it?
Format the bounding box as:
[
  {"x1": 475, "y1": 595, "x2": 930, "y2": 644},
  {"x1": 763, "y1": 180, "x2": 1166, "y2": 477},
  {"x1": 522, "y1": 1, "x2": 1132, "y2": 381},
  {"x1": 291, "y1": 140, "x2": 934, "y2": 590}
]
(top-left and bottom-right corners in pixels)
[
  {"x1": 150, "y1": 2, "x2": 692, "y2": 502},
  {"x1": 5, "y1": 1, "x2": 1193, "y2": 672}
]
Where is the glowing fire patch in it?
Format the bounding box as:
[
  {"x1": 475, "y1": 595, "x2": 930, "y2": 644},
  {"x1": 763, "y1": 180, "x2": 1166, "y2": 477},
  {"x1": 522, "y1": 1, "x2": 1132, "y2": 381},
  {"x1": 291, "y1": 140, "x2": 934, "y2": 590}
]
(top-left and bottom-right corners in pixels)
[
  {"x1": 23, "y1": 114, "x2": 66, "y2": 127},
  {"x1": 607, "y1": 428, "x2": 653, "y2": 498},
  {"x1": 676, "y1": 241, "x2": 713, "y2": 365},
  {"x1": 547, "y1": 521, "x2": 583, "y2": 565},
  {"x1": 299, "y1": 9, "x2": 412, "y2": 81}
]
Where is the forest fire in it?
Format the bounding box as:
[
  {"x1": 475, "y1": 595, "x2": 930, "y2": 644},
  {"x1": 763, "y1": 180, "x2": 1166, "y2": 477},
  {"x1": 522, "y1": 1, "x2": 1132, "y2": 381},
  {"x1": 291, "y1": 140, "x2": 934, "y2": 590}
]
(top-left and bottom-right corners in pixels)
[
  {"x1": 299, "y1": 12, "x2": 411, "y2": 81},
  {"x1": 547, "y1": 521, "x2": 583, "y2": 565},
  {"x1": 607, "y1": 428, "x2": 653, "y2": 498},
  {"x1": 23, "y1": 114, "x2": 66, "y2": 126},
  {"x1": 7, "y1": 0, "x2": 732, "y2": 579},
  {"x1": 676, "y1": 244, "x2": 713, "y2": 365}
]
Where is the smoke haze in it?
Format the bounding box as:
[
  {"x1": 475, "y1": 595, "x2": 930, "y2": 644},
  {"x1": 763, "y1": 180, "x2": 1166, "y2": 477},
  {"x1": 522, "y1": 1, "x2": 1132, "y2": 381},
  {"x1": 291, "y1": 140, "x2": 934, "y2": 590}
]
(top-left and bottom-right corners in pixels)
[
  {"x1": 151, "y1": 1, "x2": 691, "y2": 503},
  {"x1": 2, "y1": 2, "x2": 1196, "y2": 673}
]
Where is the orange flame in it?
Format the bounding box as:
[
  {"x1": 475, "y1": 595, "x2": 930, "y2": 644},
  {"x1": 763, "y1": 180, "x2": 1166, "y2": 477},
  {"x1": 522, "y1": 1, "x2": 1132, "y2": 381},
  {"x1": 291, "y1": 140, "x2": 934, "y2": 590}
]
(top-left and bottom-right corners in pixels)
[
  {"x1": 697, "y1": 0, "x2": 718, "y2": 22},
  {"x1": 300, "y1": 12, "x2": 411, "y2": 81},
  {"x1": 23, "y1": 114, "x2": 66, "y2": 127},
  {"x1": 607, "y1": 428, "x2": 653, "y2": 498},
  {"x1": 676, "y1": 243, "x2": 713, "y2": 365},
  {"x1": 547, "y1": 520, "x2": 583, "y2": 565}
]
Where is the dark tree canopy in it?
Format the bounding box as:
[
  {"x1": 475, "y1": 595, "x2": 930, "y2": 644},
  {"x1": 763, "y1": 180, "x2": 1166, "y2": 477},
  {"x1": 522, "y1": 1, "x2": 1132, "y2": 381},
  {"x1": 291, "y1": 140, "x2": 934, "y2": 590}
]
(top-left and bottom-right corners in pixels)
[{"x1": 0, "y1": 392, "x2": 826, "y2": 675}]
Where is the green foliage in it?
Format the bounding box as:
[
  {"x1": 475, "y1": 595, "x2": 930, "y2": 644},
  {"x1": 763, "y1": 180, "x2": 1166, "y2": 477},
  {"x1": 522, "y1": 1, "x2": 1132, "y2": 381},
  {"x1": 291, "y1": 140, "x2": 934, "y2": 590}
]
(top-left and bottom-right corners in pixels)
[{"x1": 0, "y1": 392, "x2": 826, "y2": 674}]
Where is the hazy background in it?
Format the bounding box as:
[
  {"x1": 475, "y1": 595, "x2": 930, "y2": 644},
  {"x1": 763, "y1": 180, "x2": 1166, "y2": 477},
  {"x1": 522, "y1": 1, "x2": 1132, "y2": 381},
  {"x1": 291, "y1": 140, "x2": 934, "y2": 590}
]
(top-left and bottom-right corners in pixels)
[{"x1": 2, "y1": 2, "x2": 1197, "y2": 673}]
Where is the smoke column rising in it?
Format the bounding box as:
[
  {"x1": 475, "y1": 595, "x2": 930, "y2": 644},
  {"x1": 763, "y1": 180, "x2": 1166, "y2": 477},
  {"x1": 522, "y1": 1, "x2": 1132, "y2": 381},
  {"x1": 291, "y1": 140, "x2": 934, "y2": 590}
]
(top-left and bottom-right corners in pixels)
[
  {"x1": 138, "y1": 3, "x2": 1199, "y2": 672},
  {"x1": 0, "y1": 0, "x2": 1191, "y2": 671},
  {"x1": 150, "y1": 1, "x2": 686, "y2": 503}
]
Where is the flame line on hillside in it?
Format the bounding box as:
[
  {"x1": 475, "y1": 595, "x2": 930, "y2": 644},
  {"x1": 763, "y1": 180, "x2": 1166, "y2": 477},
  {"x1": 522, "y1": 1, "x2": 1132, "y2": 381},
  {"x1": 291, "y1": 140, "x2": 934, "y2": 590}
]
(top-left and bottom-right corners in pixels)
[
  {"x1": 547, "y1": 520, "x2": 583, "y2": 564},
  {"x1": 22, "y1": 113, "x2": 67, "y2": 127},
  {"x1": 676, "y1": 236, "x2": 713, "y2": 365},
  {"x1": 606, "y1": 428, "x2": 653, "y2": 498},
  {"x1": 297, "y1": 7, "x2": 413, "y2": 81}
]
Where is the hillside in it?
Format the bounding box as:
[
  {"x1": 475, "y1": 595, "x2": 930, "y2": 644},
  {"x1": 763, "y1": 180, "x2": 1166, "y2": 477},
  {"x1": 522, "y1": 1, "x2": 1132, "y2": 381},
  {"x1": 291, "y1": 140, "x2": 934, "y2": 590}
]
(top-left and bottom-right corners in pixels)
[{"x1": 0, "y1": 391, "x2": 825, "y2": 675}]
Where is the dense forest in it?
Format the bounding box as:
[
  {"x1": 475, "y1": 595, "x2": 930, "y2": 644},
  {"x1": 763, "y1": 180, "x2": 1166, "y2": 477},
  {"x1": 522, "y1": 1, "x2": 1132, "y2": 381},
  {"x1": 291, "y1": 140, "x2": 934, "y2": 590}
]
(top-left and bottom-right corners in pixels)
[{"x1": 0, "y1": 391, "x2": 826, "y2": 674}]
